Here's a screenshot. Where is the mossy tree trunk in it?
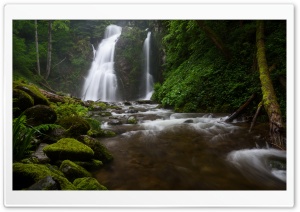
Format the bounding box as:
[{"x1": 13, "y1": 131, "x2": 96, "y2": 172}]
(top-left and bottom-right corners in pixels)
[{"x1": 256, "y1": 20, "x2": 285, "y2": 149}]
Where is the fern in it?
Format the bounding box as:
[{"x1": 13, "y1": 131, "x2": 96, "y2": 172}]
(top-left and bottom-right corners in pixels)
[
  {"x1": 13, "y1": 115, "x2": 35, "y2": 161},
  {"x1": 13, "y1": 114, "x2": 61, "y2": 162}
]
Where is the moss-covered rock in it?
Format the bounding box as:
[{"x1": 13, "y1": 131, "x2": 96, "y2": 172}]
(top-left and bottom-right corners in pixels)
[
  {"x1": 87, "y1": 101, "x2": 108, "y2": 111},
  {"x1": 127, "y1": 116, "x2": 137, "y2": 124},
  {"x1": 13, "y1": 81, "x2": 50, "y2": 106},
  {"x1": 73, "y1": 159, "x2": 103, "y2": 170},
  {"x1": 73, "y1": 177, "x2": 107, "y2": 190},
  {"x1": 43, "y1": 138, "x2": 94, "y2": 161},
  {"x1": 13, "y1": 88, "x2": 34, "y2": 116},
  {"x1": 13, "y1": 163, "x2": 76, "y2": 190},
  {"x1": 59, "y1": 160, "x2": 91, "y2": 182},
  {"x1": 79, "y1": 135, "x2": 113, "y2": 163},
  {"x1": 87, "y1": 129, "x2": 116, "y2": 138},
  {"x1": 58, "y1": 116, "x2": 90, "y2": 137},
  {"x1": 24, "y1": 105, "x2": 57, "y2": 126}
]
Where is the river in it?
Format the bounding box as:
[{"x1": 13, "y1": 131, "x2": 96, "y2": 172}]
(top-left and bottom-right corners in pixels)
[{"x1": 91, "y1": 102, "x2": 286, "y2": 190}]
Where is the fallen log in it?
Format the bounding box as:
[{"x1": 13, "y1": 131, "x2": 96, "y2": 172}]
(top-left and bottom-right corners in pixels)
[
  {"x1": 39, "y1": 89, "x2": 67, "y2": 103},
  {"x1": 249, "y1": 101, "x2": 263, "y2": 132},
  {"x1": 225, "y1": 93, "x2": 256, "y2": 123}
]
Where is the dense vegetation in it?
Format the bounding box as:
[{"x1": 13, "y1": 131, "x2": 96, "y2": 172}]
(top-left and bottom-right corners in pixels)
[
  {"x1": 153, "y1": 20, "x2": 286, "y2": 120},
  {"x1": 13, "y1": 20, "x2": 286, "y2": 118}
]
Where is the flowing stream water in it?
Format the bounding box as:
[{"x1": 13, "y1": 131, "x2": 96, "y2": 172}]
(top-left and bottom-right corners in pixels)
[{"x1": 92, "y1": 102, "x2": 286, "y2": 190}]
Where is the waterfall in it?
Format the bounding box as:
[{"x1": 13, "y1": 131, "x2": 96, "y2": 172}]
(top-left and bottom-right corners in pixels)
[
  {"x1": 82, "y1": 24, "x2": 122, "y2": 101},
  {"x1": 142, "y1": 32, "x2": 154, "y2": 100}
]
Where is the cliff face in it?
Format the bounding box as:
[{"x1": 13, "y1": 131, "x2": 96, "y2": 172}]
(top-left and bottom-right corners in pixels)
[
  {"x1": 114, "y1": 25, "x2": 163, "y2": 101},
  {"x1": 114, "y1": 26, "x2": 145, "y2": 101}
]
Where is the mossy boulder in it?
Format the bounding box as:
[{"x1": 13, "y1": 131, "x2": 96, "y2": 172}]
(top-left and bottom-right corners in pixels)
[
  {"x1": 73, "y1": 159, "x2": 103, "y2": 170},
  {"x1": 58, "y1": 116, "x2": 90, "y2": 137},
  {"x1": 43, "y1": 138, "x2": 94, "y2": 161},
  {"x1": 13, "y1": 163, "x2": 76, "y2": 190},
  {"x1": 73, "y1": 177, "x2": 107, "y2": 190},
  {"x1": 79, "y1": 135, "x2": 113, "y2": 163},
  {"x1": 87, "y1": 129, "x2": 116, "y2": 138},
  {"x1": 13, "y1": 81, "x2": 50, "y2": 106},
  {"x1": 88, "y1": 101, "x2": 108, "y2": 111},
  {"x1": 59, "y1": 160, "x2": 91, "y2": 182},
  {"x1": 127, "y1": 116, "x2": 137, "y2": 124},
  {"x1": 24, "y1": 105, "x2": 57, "y2": 126},
  {"x1": 13, "y1": 89, "x2": 34, "y2": 116}
]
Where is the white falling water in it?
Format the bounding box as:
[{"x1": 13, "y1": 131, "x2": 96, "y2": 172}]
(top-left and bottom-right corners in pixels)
[
  {"x1": 143, "y1": 32, "x2": 154, "y2": 100},
  {"x1": 82, "y1": 25, "x2": 122, "y2": 101}
]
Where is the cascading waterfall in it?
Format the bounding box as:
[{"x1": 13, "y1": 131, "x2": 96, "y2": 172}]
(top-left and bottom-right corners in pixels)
[
  {"x1": 142, "y1": 32, "x2": 154, "y2": 100},
  {"x1": 82, "y1": 25, "x2": 122, "y2": 101}
]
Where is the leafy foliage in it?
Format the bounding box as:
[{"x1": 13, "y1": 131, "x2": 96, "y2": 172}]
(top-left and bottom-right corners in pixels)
[
  {"x1": 13, "y1": 114, "x2": 60, "y2": 161},
  {"x1": 153, "y1": 20, "x2": 286, "y2": 117},
  {"x1": 51, "y1": 102, "x2": 88, "y2": 121},
  {"x1": 13, "y1": 115, "x2": 35, "y2": 161}
]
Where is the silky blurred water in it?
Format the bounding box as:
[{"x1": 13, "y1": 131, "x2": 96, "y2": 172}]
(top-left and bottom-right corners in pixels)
[{"x1": 93, "y1": 103, "x2": 286, "y2": 190}]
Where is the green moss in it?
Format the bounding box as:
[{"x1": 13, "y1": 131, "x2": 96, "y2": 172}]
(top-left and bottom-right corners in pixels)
[
  {"x1": 24, "y1": 105, "x2": 57, "y2": 126},
  {"x1": 58, "y1": 116, "x2": 90, "y2": 137},
  {"x1": 43, "y1": 138, "x2": 94, "y2": 161},
  {"x1": 73, "y1": 177, "x2": 107, "y2": 190},
  {"x1": 13, "y1": 163, "x2": 76, "y2": 190},
  {"x1": 87, "y1": 129, "x2": 116, "y2": 138},
  {"x1": 21, "y1": 157, "x2": 40, "y2": 164},
  {"x1": 88, "y1": 102, "x2": 108, "y2": 111},
  {"x1": 73, "y1": 159, "x2": 103, "y2": 170},
  {"x1": 13, "y1": 89, "x2": 34, "y2": 115},
  {"x1": 59, "y1": 160, "x2": 91, "y2": 182},
  {"x1": 127, "y1": 116, "x2": 137, "y2": 124},
  {"x1": 13, "y1": 81, "x2": 50, "y2": 106},
  {"x1": 79, "y1": 135, "x2": 113, "y2": 163}
]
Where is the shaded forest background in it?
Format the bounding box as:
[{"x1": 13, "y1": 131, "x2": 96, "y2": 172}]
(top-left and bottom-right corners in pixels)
[{"x1": 13, "y1": 20, "x2": 286, "y2": 120}]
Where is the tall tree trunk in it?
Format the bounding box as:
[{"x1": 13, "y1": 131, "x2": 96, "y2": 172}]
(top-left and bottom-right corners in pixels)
[
  {"x1": 45, "y1": 21, "x2": 52, "y2": 79},
  {"x1": 196, "y1": 20, "x2": 231, "y2": 60},
  {"x1": 256, "y1": 20, "x2": 285, "y2": 149},
  {"x1": 34, "y1": 20, "x2": 40, "y2": 76}
]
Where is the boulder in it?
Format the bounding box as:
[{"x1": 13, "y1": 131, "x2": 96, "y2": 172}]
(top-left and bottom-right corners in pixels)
[
  {"x1": 73, "y1": 159, "x2": 103, "y2": 171},
  {"x1": 126, "y1": 109, "x2": 138, "y2": 113},
  {"x1": 99, "y1": 111, "x2": 112, "y2": 117},
  {"x1": 58, "y1": 116, "x2": 90, "y2": 137},
  {"x1": 13, "y1": 81, "x2": 50, "y2": 106},
  {"x1": 41, "y1": 128, "x2": 66, "y2": 144},
  {"x1": 43, "y1": 138, "x2": 94, "y2": 161},
  {"x1": 24, "y1": 105, "x2": 57, "y2": 126},
  {"x1": 127, "y1": 116, "x2": 137, "y2": 124},
  {"x1": 79, "y1": 135, "x2": 113, "y2": 163},
  {"x1": 13, "y1": 163, "x2": 75, "y2": 190},
  {"x1": 87, "y1": 129, "x2": 116, "y2": 138},
  {"x1": 108, "y1": 119, "x2": 122, "y2": 125},
  {"x1": 13, "y1": 89, "x2": 34, "y2": 116},
  {"x1": 27, "y1": 176, "x2": 60, "y2": 190},
  {"x1": 73, "y1": 177, "x2": 107, "y2": 190},
  {"x1": 31, "y1": 143, "x2": 51, "y2": 164},
  {"x1": 59, "y1": 160, "x2": 91, "y2": 182}
]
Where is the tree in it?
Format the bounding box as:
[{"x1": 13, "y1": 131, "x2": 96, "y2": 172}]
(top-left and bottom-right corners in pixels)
[
  {"x1": 256, "y1": 20, "x2": 285, "y2": 149},
  {"x1": 196, "y1": 20, "x2": 231, "y2": 60},
  {"x1": 34, "y1": 20, "x2": 41, "y2": 76},
  {"x1": 45, "y1": 21, "x2": 52, "y2": 79}
]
